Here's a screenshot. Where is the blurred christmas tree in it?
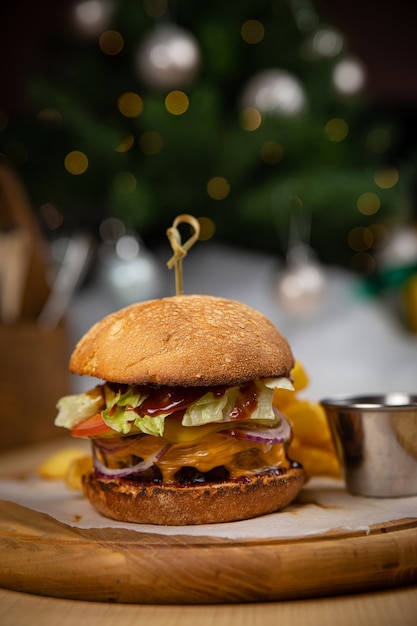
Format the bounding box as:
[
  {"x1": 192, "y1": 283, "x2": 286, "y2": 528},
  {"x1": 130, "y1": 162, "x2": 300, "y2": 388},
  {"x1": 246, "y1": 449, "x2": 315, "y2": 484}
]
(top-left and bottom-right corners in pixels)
[{"x1": 0, "y1": 0, "x2": 414, "y2": 269}]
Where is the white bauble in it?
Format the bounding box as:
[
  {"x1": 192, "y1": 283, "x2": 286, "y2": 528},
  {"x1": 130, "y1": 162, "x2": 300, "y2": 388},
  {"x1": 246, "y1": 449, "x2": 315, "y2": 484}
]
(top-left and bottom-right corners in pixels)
[
  {"x1": 276, "y1": 247, "x2": 326, "y2": 316},
  {"x1": 99, "y1": 235, "x2": 165, "y2": 307},
  {"x1": 241, "y1": 69, "x2": 307, "y2": 116},
  {"x1": 136, "y1": 24, "x2": 201, "y2": 90},
  {"x1": 378, "y1": 226, "x2": 417, "y2": 269},
  {"x1": 73, "y1": 0, "x2": 114, "y2": 37},
  {"x1": 332, "y1": 57, "x2": 366, "y2": 95}
]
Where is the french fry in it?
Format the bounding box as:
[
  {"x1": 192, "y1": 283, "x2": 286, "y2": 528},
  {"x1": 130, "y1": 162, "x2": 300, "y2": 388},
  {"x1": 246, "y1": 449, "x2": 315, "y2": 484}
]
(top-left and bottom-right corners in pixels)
[
  {"x1": 274, "y1": 361, "x2": 341, "y2": 479},
  {"x1": 65, "y1": 455, "x2": 93, "y2": 491},
  {"x1": 37, "y1": 447, "x2": 88, "y2": 480}
]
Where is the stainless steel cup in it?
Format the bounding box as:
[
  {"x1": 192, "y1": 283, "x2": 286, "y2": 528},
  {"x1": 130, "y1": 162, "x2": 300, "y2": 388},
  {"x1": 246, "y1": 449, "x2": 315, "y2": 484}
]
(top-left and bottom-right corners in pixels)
[{"x1": 321, "y1": 393, "x2": 417, "y2": 498}]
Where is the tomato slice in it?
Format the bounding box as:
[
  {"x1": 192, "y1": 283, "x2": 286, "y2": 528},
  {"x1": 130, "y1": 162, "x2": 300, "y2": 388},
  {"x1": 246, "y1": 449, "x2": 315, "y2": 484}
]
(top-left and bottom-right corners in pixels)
[{"x1": 71, "y1": 413, "x2": 114, "y2": 438}]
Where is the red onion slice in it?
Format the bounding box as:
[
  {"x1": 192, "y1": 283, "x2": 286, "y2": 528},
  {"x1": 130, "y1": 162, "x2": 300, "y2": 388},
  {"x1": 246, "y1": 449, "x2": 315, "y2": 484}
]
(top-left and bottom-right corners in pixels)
[
  {"x1": 220, "y1": 411, "x2": 291, "y2": 444},
  {"x1": 93, "y1": 443, "x2": 171, "y2": 479}
]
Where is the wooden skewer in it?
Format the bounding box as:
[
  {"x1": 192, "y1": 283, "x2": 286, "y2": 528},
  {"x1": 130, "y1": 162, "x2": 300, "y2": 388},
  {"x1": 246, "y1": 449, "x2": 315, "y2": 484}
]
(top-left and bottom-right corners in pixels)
[{"x1": 166, "y1": 214, "x2": 201, "y2": 295}]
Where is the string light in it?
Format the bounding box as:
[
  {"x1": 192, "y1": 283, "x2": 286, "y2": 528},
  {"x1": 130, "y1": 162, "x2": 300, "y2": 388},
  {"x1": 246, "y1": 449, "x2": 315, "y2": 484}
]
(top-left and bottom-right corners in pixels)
[
  {"x1": 117, "y1": 92, "x2": 144, "y2": 118},
  {"x1": 348, "y1": 226, "x2": 373, "y2": 252},
  {"x1": 36, "y1": 108, "x2": 62, "y2": 125},
  {"x1": 207, "y1": 177, "x2": 230, "y2": 200},
  {"x1": 143, "y1": 0, "x2": 168, "y2": 18},
  {"x1": 357, "y1": 192, "x2": 380, "y2": 216},
  {"x1": 64, "y1": 151, "x2": 88, "y2": 174},
  {"x1": 369, "y1": 223, "x2": 389, "y2": 249},
  {"x1": 374, "y1": 167, "x2": 399, "y2": 189},
  {"x1": 241, "y1": 20, "x2": 265, "y2": 44},
  {"x1": 116, "y1": 134, "x2": 134, "y2": 152},
  {"x1": 165, "y1": 91, "x2": 189, "y2": 115},
  {"x1": 99, "y1": 30, "x2": 124, "y2": 55},
  {"x1": 325, "y1": 117, "x2": 348, "y2": 142},
  {"x1": 240, "y1": 107, "x2": 262, "y2": 131},
  {"x1": 198, "y1": 217, "x2": 216, "y2": 240}
]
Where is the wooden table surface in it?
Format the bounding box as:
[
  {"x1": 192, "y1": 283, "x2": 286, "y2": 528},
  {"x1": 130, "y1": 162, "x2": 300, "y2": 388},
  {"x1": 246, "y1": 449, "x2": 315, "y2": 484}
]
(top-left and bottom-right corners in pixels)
[
  {"x1": 0, "y1": 583, "x2": 416, "y2": 626},
  {"x1": 0, "y1": 438, "x2": 416, "y2": 625}
]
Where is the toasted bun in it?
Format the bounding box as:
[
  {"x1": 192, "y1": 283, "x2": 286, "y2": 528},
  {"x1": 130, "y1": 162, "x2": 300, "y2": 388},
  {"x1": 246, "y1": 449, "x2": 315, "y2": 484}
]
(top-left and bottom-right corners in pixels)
[
  {"x1": 82, "y1": 468, "x2": 305, "y2": 525},
  {"x1": 70, "y1": 295, "x2": 294, "y2": 386}
]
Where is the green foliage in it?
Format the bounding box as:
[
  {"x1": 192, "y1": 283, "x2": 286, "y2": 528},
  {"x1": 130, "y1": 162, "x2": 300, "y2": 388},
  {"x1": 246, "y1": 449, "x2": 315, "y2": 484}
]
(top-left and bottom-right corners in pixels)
[{"x1": 0, "y1": 0, "x2": 408, "y2": 266}]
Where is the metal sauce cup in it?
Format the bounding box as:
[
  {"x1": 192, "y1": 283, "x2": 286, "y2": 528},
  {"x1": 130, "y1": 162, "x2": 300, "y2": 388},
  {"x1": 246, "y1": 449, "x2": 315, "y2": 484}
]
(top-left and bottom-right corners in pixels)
[{"x1": 321, "y1": 393, "x2": 417, "y2": 498}]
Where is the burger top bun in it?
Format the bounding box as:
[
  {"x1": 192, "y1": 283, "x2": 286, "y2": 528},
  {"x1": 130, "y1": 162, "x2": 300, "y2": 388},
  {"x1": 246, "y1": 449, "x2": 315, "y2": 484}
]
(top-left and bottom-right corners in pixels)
[{"x1": 69, "y1": 294, "x2": 294, "y2": 386}]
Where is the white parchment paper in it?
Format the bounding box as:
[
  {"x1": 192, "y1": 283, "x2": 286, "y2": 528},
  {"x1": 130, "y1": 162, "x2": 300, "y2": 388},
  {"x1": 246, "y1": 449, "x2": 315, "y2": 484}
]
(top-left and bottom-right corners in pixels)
[{"x1": 1, "y1": 474, "x2": 416, "y2": 540}]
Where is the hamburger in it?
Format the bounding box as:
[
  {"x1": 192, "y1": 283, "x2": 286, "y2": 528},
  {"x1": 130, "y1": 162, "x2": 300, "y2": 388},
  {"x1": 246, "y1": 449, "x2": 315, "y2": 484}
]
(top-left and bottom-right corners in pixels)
[{"x1": 55, "y1": 294, "x2": 305, "y2": 525}]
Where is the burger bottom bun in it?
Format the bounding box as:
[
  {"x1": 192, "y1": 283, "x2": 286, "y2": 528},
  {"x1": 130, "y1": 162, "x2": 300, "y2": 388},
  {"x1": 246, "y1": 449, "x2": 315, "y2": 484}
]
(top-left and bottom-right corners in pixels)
[{"x1": 82, "y1": 468, "x2": 305, "y2": 525}]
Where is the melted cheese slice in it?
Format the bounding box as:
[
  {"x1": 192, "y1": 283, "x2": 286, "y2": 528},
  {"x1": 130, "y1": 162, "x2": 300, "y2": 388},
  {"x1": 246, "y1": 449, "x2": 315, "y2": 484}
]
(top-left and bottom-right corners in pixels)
[{"x1": 95, "y1": 425, "x2": 291, "y2": 483}]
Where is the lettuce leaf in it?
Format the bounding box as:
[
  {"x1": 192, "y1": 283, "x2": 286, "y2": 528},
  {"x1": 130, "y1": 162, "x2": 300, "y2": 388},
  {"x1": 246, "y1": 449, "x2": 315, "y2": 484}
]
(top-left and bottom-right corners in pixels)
[
  {"x1": 181, "y1": 379, "x2": 290, "y2": 427},
  {"x1": 101, "y1": 386, "x2": 147, "y2": 435},
  {"x1": 263, "y1": 377, "x2": 294, "y2": 391},
  {"x1": 181, "y1": 387, "x2": 238, "y2": 427},
  {"x1": 55, "y1": 377, "x2": 294, "y2": 437},
  {"x1": 54, "y1": 387, "x2": 104, "y2": 429}
]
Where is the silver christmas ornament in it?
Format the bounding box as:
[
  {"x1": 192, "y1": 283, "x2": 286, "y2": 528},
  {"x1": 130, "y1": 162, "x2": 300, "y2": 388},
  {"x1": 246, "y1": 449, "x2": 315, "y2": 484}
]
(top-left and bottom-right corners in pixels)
[
  {"x1": 276, "y1": 244, "x2": 326, "y2": 316},
  {"x1": 241, "y1": 69, "x2": 307, "y2": 116},
  {"x1": 72, "y1": 0, "x2": 114, "y2": 37},
  {"x1": 136, "y1": 24, "x2": 201, "y2": 90},
  {"x1": 99, "y1": 233, "x2": 165, "y2": 307}
]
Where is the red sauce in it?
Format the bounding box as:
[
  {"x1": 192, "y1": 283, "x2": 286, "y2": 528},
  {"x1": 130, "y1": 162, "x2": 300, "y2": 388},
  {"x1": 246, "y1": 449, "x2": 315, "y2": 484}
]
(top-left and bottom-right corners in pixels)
[
  {"x1": 136, "y1": 385, "x2": 228, "y2": 417},
  {"x1": 229, "y1": 381, "x2": 259, "y2": 421}
]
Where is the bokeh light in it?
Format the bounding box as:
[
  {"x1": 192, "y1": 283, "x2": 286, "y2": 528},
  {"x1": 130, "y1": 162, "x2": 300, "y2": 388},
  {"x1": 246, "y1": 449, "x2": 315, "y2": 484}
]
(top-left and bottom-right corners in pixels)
[
  {"x1": 116, "y1": 234, "x2": 140, "y2": 261},
  {"x1": 332, "y1": 58, "x2": 366, "y2": 95},
  {"x1": 198, "y1": 216, "x2": 216, "y2": 240},
  {"x1": 143, "y1": 0, "x2": 168, "y2": 19},
  {"x1": 357, "y1": 192, "x2": 380, "y2": 216},
  {"x1": 240, "y1": 107, "x2": 262, "y2": 131},
  {"x1": 99, "y1": 217, "x2": 126, "y2": 244},
  {"x1": 324, "y1": 117, "x2": 348, "y2": 142},
  {"x1": 165, "y1": 90, "x2": 189, "y2": 115},
  {"x1": 99, "y1": 30, "x2": 124, "y2": 55},
  {"x1": 207, "y1": 177, "x2": 230, "y2": 200},
  {"x1": 311, "y1": 27, "x2": 343, "y2": 57},
  {"x1": 348, "y1": 225, "x2": 374, "y2": 252},
  {"x1": 64, "y1": 150, "x2": 88, "y2": 174},
  {"x1": 39, "y1": 203, "x2": 64, "y2": 231},
  {"x1": 73, "y1": 0, "x2": 113, "y2": 36},
  {"x1": 241, "y1": 69, "x2": 307, "y2": 116},
  {"x1": 117, "y1": 92, "x2": 144, "y2": 118},
  {"x1": 369, "y1": 223, "x2": 389, "y2": 250},
  {"x1": 374, "y1": 167, "x2": 399, "y2": 189},
  {"x1": 116, "y1": 134, "x2": 134, "y2": 152},
  {"x1": 241, "y1": 20, "x2": 265, "y2": 44},
  {"x1": 36, "y1": 108, "x2": 62, "y2": 125}
]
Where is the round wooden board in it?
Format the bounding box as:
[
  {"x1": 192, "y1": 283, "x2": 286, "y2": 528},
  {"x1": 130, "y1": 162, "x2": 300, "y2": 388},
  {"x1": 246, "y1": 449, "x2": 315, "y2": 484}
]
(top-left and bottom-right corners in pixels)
[{"x1": 0, "y1": 498, "x2": 416, "y2": 604}]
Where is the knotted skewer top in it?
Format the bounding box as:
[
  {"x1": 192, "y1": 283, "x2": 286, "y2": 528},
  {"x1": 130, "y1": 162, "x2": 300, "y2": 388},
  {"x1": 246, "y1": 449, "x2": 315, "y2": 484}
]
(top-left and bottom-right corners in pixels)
[{"x1": 166, "y1": 214, "x2": 201, "y2": 295}]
